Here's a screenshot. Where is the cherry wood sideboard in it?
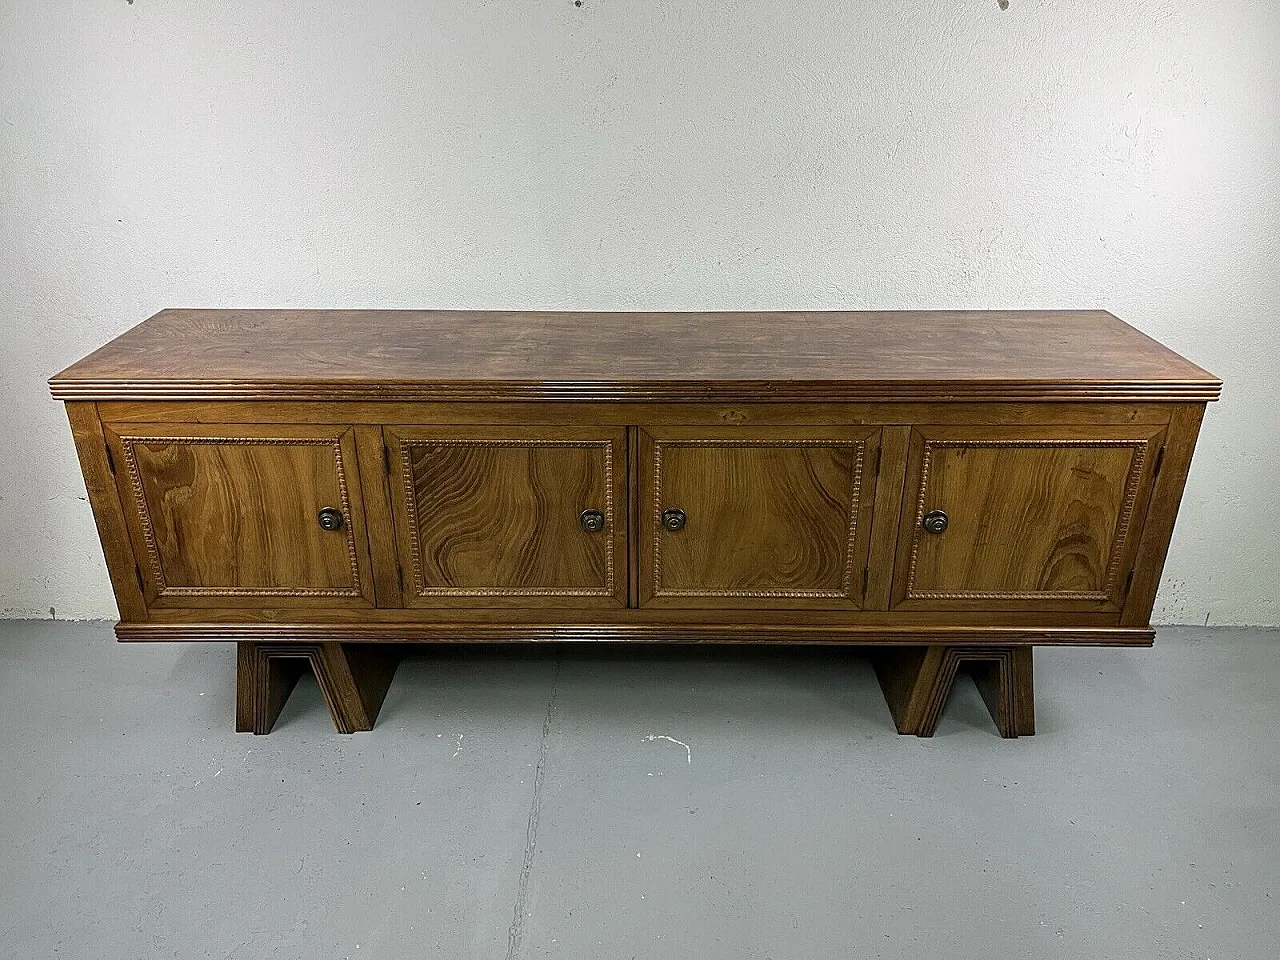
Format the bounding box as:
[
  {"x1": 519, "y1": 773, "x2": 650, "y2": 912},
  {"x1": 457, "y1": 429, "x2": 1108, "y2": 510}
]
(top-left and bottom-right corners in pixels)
[{"x1": 50, "y1": 310, "x2": 1220, "y2": 737}]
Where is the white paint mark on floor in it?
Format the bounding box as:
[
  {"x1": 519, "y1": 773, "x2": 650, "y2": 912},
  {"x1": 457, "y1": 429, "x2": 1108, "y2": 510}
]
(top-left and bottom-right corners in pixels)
[
  {"x1": 452, "y1": 734, "x2": 463, "y2": 758},
  {"x1": 642, "y1": 735, "x2": 691, "y2": 763}
]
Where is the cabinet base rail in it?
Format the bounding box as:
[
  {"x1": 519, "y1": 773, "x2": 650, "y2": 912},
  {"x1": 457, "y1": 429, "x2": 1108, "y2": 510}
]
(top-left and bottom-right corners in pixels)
[{"x1": 119, "y1": 622, "x2": 1154, "y2": 645}]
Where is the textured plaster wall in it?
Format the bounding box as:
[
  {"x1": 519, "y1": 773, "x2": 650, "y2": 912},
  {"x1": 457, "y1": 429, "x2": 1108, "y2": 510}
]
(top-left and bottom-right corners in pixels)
[{"x1": 1, "y1": 1, "x2": 1276, "y2": 623}]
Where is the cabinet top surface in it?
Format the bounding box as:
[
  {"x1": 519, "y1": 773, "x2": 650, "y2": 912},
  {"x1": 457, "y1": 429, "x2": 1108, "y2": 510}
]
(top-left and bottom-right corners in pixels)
[{"x1": 50, "y1": 309, "x2": 1220, "y2": 403}]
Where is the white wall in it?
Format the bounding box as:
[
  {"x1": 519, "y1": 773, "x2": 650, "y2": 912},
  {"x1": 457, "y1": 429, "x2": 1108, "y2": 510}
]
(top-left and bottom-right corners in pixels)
[{"x1": 1, "y1": 1, "x2": 1276, "y2": 624}]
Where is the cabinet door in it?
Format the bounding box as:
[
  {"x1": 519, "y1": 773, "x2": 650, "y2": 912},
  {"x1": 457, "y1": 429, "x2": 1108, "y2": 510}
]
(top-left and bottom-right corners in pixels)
[
  {"x1": 385, "y1": 426, "x2": 627, "y2": 607},
  {"x1": 105, "y1": 424, "x2": 376, "y2": 608},
  {"x1": 891, "y1": 425, "x2": 1165, "y2": 613},
  {"x1": 638, "y1": 427, "x2": 880, "y2": 609}
]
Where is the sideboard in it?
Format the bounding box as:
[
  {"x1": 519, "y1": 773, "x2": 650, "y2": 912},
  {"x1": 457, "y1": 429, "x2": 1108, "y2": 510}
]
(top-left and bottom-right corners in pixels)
[{"x1": 50, "y1": 310, "x2": 1220, "y2": 737}]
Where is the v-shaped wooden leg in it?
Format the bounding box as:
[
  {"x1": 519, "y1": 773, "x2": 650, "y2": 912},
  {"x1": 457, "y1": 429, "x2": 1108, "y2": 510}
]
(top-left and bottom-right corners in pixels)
[
  {"x1": 874, "y1": 645, "x2": 1035, "y2": 738},
  {"x1": 236, "y1": 642, "x2": 399, "y2": 735}
]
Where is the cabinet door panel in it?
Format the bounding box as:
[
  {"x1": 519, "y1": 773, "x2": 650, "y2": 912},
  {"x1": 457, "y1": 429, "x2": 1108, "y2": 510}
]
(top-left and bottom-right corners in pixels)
[
  {"x1": 639, "y1": 427, "x2": 880, "y2": 609},
  {"x1": 892, "y1": 425, "x2": 1165, "y2": 613},
  {"x1": 386, "y1": 426, "x2": 626, "y2": 607},
  {"x1": 105, "y1": 424, "x2": 375, "y2": 608}
]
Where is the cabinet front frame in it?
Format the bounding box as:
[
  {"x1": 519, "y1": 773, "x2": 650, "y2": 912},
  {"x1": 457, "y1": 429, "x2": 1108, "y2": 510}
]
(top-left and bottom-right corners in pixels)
[{"x1": 88, "y1": 401, "x2": 1194, "y2": 630}]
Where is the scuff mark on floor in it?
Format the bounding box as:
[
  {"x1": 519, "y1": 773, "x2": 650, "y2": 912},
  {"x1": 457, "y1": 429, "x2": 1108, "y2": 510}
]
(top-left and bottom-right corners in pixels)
[
  {"x1": 452, "y1": 734, "x2": 464, "y2": 758},
  {"x1": 643, "y1": 734, "x2": 692, "y2": 764}
]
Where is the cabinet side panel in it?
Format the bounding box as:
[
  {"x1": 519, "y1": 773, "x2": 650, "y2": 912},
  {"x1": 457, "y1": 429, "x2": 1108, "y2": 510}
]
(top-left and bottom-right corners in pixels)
[
  {"x1": 64, "y1": 402, "x2": 148, "y2": 621},
  {"x1": 1121, "y1": 404, "x2": 1207, "y2": 626}
]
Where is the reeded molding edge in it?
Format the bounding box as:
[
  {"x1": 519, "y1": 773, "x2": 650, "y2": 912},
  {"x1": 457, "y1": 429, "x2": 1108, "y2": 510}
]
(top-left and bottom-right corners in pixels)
[
  {"x1": 115, "y1": 622, "x2": 1156, "y2": 646},
  {"x1": 50, "y1": 378, "x2": 1223, "y2": 403}
]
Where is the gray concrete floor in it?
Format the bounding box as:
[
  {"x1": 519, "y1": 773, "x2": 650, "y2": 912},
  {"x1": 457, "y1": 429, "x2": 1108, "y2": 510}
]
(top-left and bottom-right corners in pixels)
[{"x1": 0, "y1": 623, "x2": 1277, "y2": 960}]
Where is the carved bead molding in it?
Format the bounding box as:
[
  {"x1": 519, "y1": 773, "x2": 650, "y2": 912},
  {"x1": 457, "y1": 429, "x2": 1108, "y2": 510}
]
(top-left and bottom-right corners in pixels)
[
  {"x1": 397, "y1": 438, "x2": 616, "y2": 597},
  {"x1": 652, "y1": 439, "x2": 866, "y2": 599},
  {"x1": 120, "y1": 436, "x2": 363, "y2": 598},
  {"x1": 905, "y1": 438, "x2": 1150, "y2": 602}
]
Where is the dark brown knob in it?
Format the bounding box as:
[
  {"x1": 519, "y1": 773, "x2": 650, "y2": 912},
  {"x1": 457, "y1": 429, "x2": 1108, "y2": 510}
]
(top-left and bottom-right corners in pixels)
[
  {"x1": 317, "y1": 507, "x2": 345, "y2": 532},
  {"x1": 662, "y1": 508, "x2": 687, "y2": 531},
  {"x1": 579, "y1": 509, "x2": 606, "y2": 533},
  {"x1": 921, "y1": 510, "x2": 948, "y2": 534}
]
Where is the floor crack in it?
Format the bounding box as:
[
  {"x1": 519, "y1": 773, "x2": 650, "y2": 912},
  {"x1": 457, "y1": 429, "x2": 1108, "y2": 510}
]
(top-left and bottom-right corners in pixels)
[{"x1": 504, "y1": 658, "x2": 561, "y2": 960}]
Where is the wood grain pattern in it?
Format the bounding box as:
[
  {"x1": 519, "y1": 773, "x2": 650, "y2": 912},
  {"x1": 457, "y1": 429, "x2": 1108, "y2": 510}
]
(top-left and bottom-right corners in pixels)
[
  {"x1": 50, "y1": 309, "x2": 1222, "y2": 403},
  {"x1": 384, "y1": 426, "x2": 627, "y2": 607},
  {"x1": 638, "y1": 427, "x2": 878, "y2": 608},
  {"x1": 104, "y1": 423, "x2": 375, "y2": 607},
  {"x1": 893, "y1": 426, "x2": 1164, "y2": 612},
  {"x1": 352, "y1": 425, "x2": 402, "y2": 607}
]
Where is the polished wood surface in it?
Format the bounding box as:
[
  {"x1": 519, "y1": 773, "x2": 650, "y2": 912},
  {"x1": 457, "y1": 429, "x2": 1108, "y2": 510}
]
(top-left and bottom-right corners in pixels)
[
  {"x1": 104, "y1": 423, "x2": 376, "y2": 607},
  {"x1": 53, "y1": 309, "x2": 1218, "y2": 735},
  {"x1": 385, "y1": 426, "x2": 627, "y2": 607},
  {"x1": 50, "y1": 310, "x2": 1221, "y2": 402},
  {"x1": 637, "y1": 426, "x2": 877, "y2": 608},
  {"x1": 892, "y1": 425, "x2": 1164, "y2": 613}
]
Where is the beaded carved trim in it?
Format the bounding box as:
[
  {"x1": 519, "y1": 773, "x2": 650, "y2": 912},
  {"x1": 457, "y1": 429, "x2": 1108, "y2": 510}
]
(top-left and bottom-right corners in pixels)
[
  {"x1": 652, "y1": 439, "x2": 866, "y2": 599},
  {"x1": 398, "y1": 438, "x2": 615, "y2": 597},
  {"x1": 905, "y1": 439, "x2": 1150, "y2": 601},
  {"x1": 120, "y1": 435, "x2": 362, "y2": 598}
]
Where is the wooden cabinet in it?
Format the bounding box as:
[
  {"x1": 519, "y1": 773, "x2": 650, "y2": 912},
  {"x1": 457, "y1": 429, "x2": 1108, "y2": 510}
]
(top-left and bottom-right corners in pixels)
[
  {"x1": 52, "y1": 309, "x2": 1220, "y2": 737},
  {"x1": 383, "y1": 426, "x2": 627, "y2": 607},
  {"x1": 637, "y1": 427, "x2": 878, "y2": 608}
]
